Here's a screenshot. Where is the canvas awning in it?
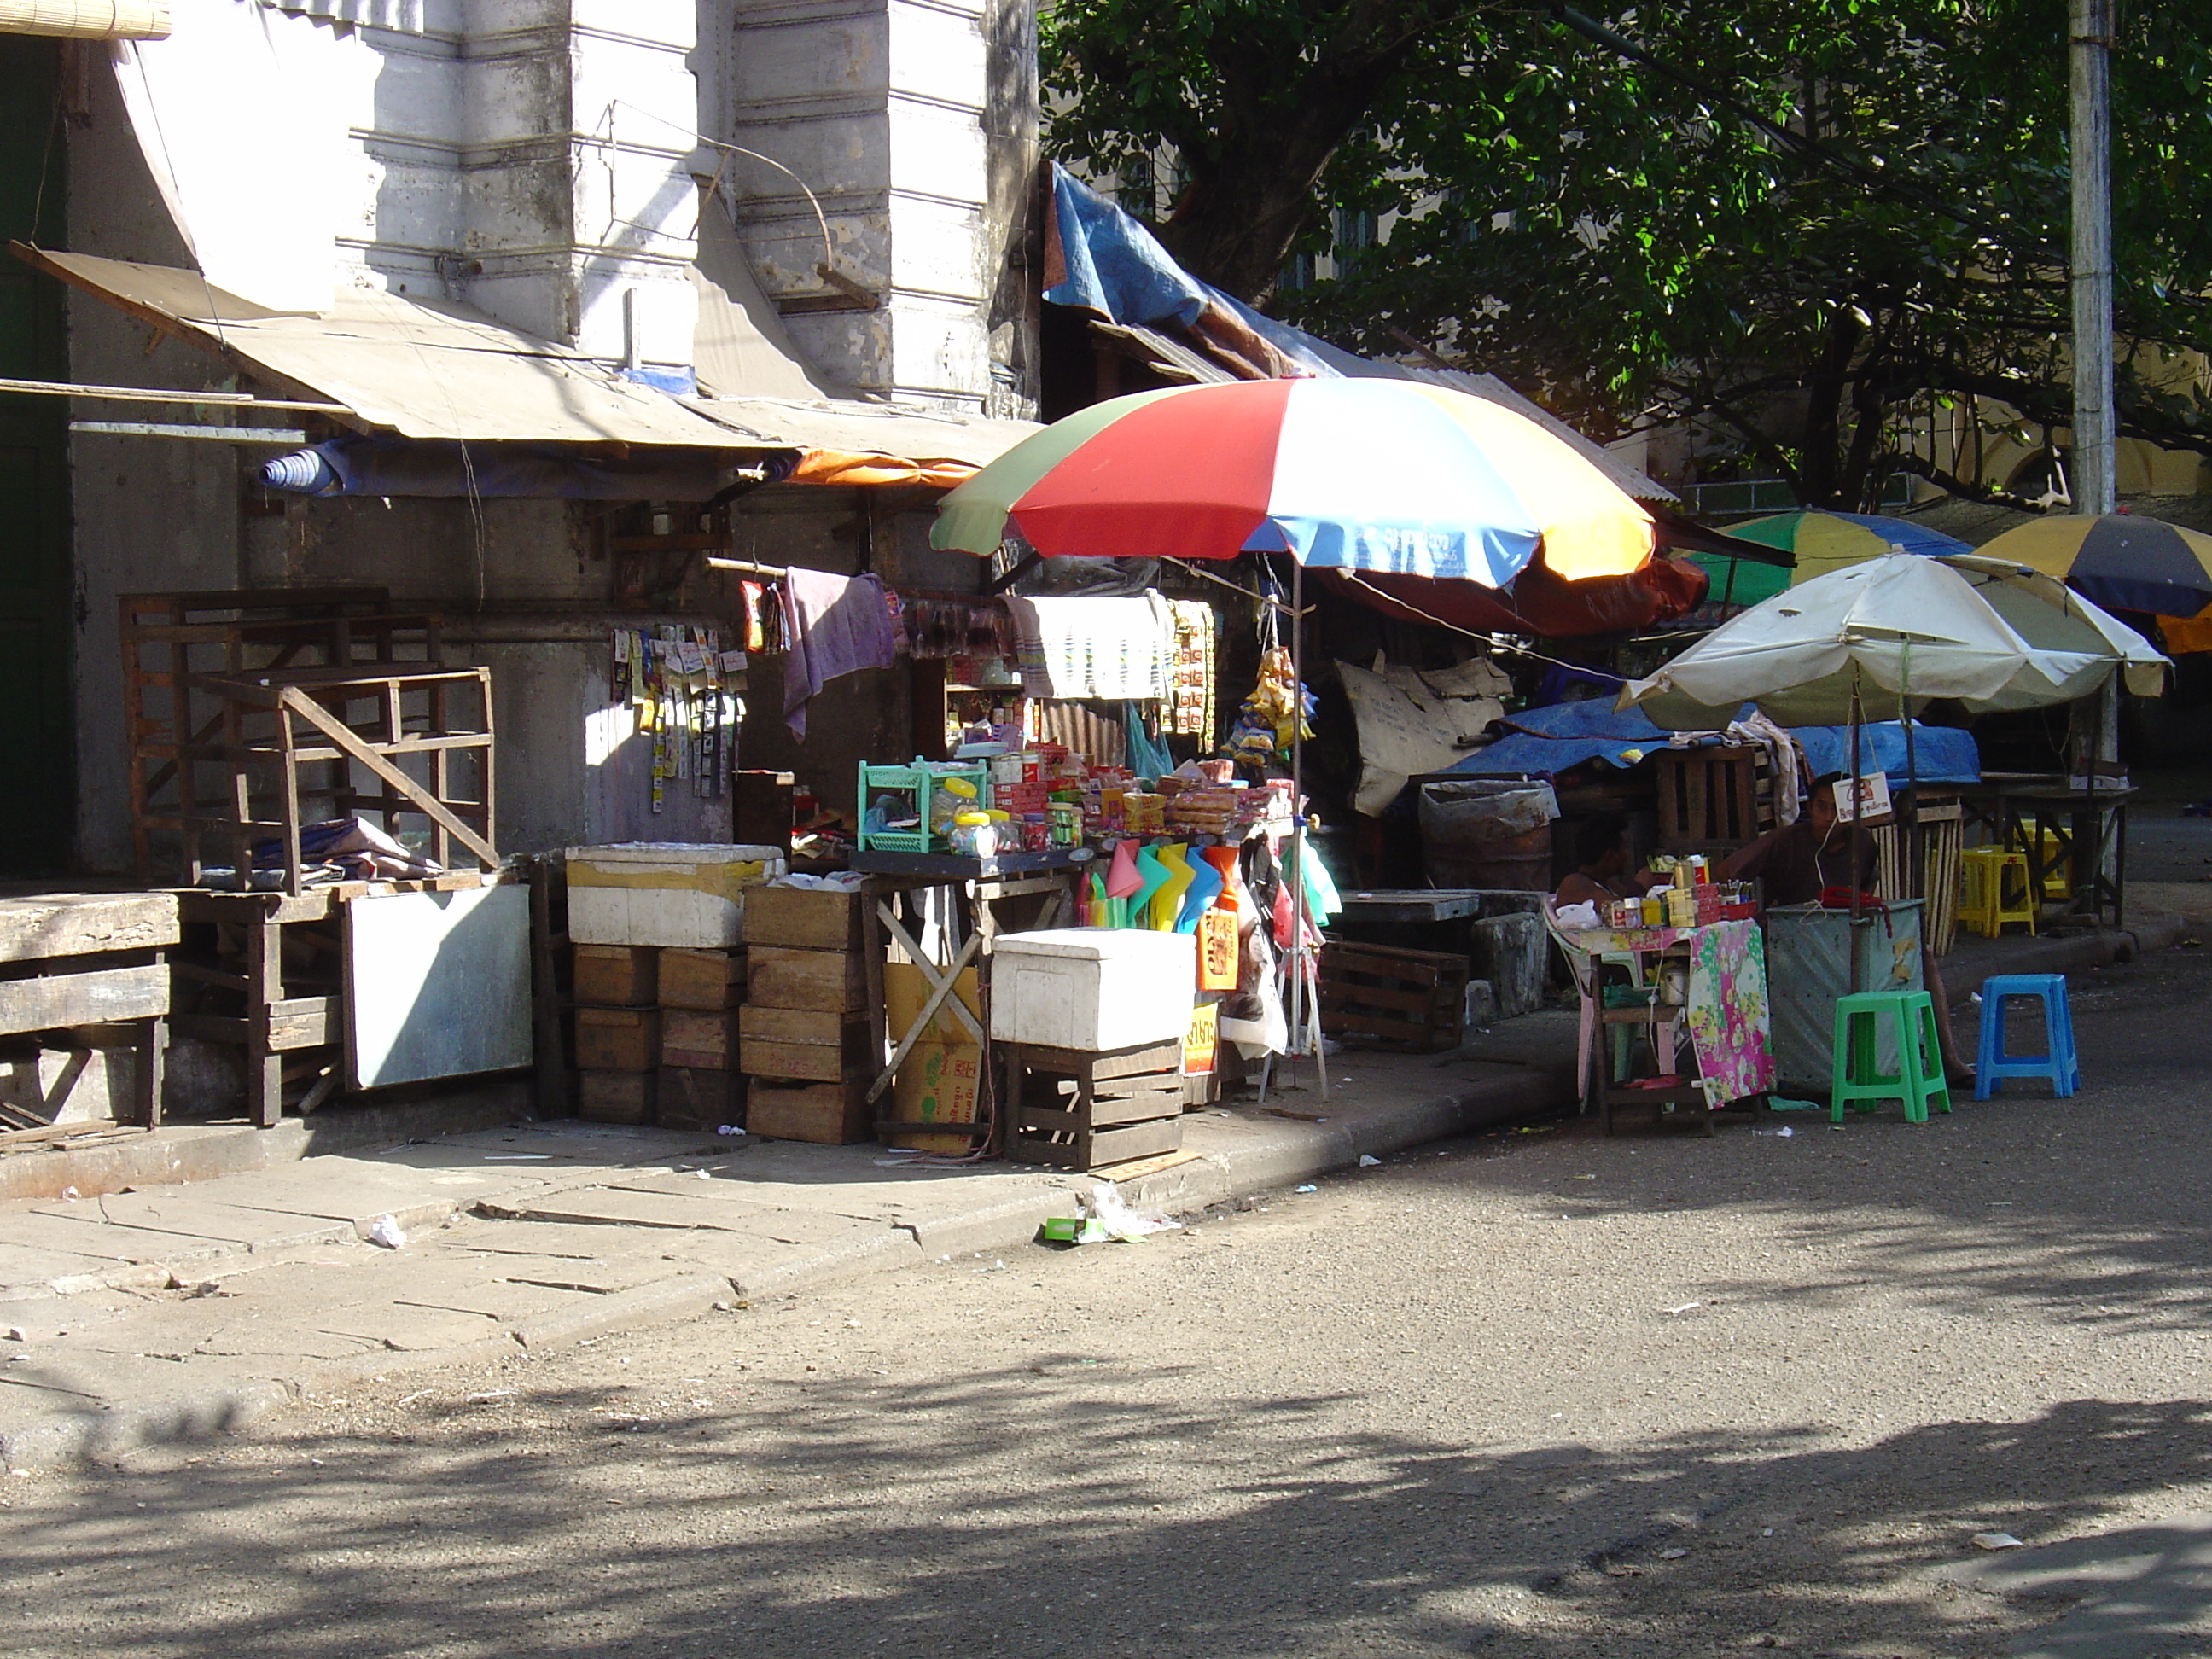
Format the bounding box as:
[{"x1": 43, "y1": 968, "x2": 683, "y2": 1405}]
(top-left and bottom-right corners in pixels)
[
  {"x1": 21, "y1": 244, "x2": 759, "y2": 449},
  {"x1": 18, "y1": 243, "x2": 1041, "y2": 478}
]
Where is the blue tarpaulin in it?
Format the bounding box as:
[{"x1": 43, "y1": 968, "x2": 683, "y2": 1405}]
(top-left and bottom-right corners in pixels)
[{"x1": 1447, "y1": 707, "x2": 1979, "y2": 788}]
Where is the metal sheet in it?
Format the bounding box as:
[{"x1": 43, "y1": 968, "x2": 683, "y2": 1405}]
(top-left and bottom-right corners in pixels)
[
  {"x1": 344, "y1": 884, "x2": 531, "y2": 1090},
  {"x1": 1766, "y1": 900, "x2": 1925, "y2": 1091}
]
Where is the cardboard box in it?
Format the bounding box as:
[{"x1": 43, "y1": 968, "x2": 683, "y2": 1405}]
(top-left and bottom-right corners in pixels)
[
  {"x1": 747, "y1": 946, "x2": 866, "y2": 1012},
  {"x1": 578, "y1": 1068, "x2": 655, "y2": 1124},
  {"x1": 573, "y1": 944, "x2": 657, "y2": 1007},
  {"x1": 883, "y1": 960, "x2": 981, "y2": 1045},
  {"x1": 660, "y1": 1008, "x2": 741, "y2": 1069},
  {"x1": 567, "y1": 843, "x2": 785, "y2": 947},
  {"x1": 746, "y1": 1077, "x2": 871, "y2": 1144},
  {"x1": 658, "y1": 946, "x2": 745, "y2": 1010},
  {"x1": 573, "y1": 1006, "x2": 659, "y2": 1072},
  {"x1": 741, "y1": 884, "x2": 864, "y2": 951},
  {"x1": 884, "y1": 1039, "x2": 982, "y2": 1154},
  {"x1": 657, "y1": 1066, "x2": 744, "y2": 1132}
]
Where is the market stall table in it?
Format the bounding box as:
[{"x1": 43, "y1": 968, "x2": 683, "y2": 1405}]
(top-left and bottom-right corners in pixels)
[
  {"x1": 1553, "y1": 916, "x2": 1777, "y2": 1134},
  {"x1": 847, "y1": 847, "x2": 1090, "y2": 1150}
]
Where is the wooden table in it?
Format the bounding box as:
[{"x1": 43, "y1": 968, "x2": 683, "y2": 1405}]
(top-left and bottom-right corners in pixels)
[
  {"x1": 0, "y1": 891, "x2": 176, "y2": 1131},
  {"x1": 847, "y1": 849, "x2": 1088, "y2": 1151},
  {"x1": 1336, "y1": 888, "x2": 1490, "y2": 924},
  {"x1": 1959, "y1": 776, "x2": 2134, "y2": 927}
]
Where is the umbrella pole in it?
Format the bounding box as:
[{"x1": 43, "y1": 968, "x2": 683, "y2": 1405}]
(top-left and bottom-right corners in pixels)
[
  {"x1": 1288, "y1": 559, "x2": 1325, "y2": 1100},
  {"x1": 1848, "y1": 667, "x2": 1866, "y2": 994}
]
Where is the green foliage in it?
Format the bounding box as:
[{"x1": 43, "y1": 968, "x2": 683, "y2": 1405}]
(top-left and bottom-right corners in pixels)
[{"x1": 1042, "y1": 0, "x2": 2212, "y2": 509}]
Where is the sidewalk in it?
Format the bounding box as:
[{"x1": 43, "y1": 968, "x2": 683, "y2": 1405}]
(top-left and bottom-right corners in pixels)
[{"x1": 0, "y1": 1040, "x2": 1571, "y2": 1470}]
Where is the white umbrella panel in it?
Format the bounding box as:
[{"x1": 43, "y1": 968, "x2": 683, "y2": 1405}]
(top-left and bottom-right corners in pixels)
[{"x1": 1618, "y1": 552, "x2": 2168, "y2": 730}]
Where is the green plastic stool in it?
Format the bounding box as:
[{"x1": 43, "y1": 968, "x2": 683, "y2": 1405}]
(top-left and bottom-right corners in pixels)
[{"x1": 1830, "y1": 991, "x2": 1952, "y2": 1123}]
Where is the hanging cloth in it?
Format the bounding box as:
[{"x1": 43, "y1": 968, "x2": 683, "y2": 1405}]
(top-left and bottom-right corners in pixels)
[{"x1": 779, "y1": 568, "x2": 899, "y2": 739}]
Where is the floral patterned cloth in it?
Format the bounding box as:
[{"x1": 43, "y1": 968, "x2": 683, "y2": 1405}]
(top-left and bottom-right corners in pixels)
[{"x1": 1684, "y1": 918, "x2": 1777, "y2": 1103}]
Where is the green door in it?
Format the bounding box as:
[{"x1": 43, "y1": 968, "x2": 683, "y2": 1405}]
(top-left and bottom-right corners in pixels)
[{"x1": 0, "y1": 37, "x2": 74, "y2": 876}]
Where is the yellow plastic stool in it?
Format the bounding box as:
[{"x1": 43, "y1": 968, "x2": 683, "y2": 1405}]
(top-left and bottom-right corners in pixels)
[
  {"x1": 1959, "y1": 847, "x2": 2037, "y2": 938},
  {"x1": 2008, "y1": 826, "x2": 2071, "y2": 900}
]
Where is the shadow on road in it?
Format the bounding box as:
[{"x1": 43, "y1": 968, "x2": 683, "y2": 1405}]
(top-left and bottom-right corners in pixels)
[{"x1": 9, "y1": 1369, "x2": 2210, "y2": 1656}]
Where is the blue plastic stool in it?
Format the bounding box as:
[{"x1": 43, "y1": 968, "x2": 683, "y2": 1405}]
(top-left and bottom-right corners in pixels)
[{"x1": 1974, "y1": 975, "x2": 2079, "y2": 1099}]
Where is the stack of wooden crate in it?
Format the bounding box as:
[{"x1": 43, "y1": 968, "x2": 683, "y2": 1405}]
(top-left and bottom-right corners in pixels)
[
  {"x1": 573, "y1": 946, "x2": 661, "y2": 1123},
  {"x1": 739, "y1": 885, "x2": 875, "y2": 1144},
  {"x1": 570, "y1": 943, "x2": 748, "y2": 1127},
  {"x1": 657, "y1": 946, "x2": 747, "y2": 1130}
]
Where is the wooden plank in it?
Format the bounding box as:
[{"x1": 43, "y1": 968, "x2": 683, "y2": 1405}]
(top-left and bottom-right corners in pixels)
[
  {"x1": 1016, "y1": 1114, "x2": 1181, "y2": 1171},
  {"x1": 0, "y1": 964, "x2": 170, "y2": 1035},
  {"x1": 736, "y1": 1005, "x2": 862, "y2": 1049},
  {"x1": 1022, "y1": 1091, "x2": 1179, "y2": 1130},
  {"x1": 747, "y1": 1078, "x2": 870, "y2": 1144},
  {"x1": 740, "y1": 1035, "x2": 871, "y2": 1084},
  {"x1": 0, "y1": 893, "x2": 179, "y2": 963},
  {"x1": 661, "y1": 1008, "x2": 742, "y2": 1068},
  {"x1": 578, "y1": 1070, "x2": 655, "y2": 1126},
  {"x1": 573, "y1": 945, "x2": 657, "y2": 1008},
  {"x1": 278, "y1": 686, "x2": 499, "y2": 866},
  {"x1": 574, "y1": 1006, "x2": 658, "y2": 1072},
  {"x1": 1010, "y1": 1041, "x2": 1184, "y2": 1078},
  {"x1": 1095, "y1": 1147, "x2": 1203, "y2": 1183},
  {"x1": 657, "y1": 947, "x2": 745, "y2": 1010},
  {"x1": 741, "y1": 886, "x2": 864, "y2": 951},
  {"x1": 656, "y1": 1066, "x2": 743, "y2": 1132},
  {"x1": 746, "y1": 946, "x2": 865, "y2": 1012}
]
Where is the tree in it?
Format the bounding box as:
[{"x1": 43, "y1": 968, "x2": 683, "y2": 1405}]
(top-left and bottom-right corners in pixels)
[{"x1": 1043, "y1": 1, "x2": 2212, "y2": 510}]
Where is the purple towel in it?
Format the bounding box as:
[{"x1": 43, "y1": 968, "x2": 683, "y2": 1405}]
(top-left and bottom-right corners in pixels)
[{"x1": 781, "y1": 568, "x2": 899, "y2": 738}]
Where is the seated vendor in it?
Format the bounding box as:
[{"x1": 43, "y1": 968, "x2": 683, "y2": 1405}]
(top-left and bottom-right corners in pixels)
[
  {"x1": 1718, "y1": 773, "x2": 1876, "y2": 905},
  {"x1": 1555, "y1": 813, "x2": 1659, "y2": 909}
]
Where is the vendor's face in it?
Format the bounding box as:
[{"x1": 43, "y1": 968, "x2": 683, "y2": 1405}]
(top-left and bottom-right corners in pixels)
[{"x1": 1807, "y1": 783, "x2": 1838, "y2": 835}]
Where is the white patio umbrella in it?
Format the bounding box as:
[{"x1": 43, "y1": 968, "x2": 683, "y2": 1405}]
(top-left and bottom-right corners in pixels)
[{"x1": 1618, "y1": 552, "x2": 2168, "y2": 729}]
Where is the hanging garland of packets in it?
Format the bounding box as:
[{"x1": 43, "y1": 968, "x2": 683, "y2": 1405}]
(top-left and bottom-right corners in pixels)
[
  {"x1": 611, "y1": 625, "x2": 746, "y2": 813},
  {"x1": 1165, "y1": 599, "x2": 1216, "y2": 749}
]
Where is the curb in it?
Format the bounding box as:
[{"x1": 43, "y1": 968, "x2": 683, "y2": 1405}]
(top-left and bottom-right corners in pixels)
[{"x1": 0, "y1": 1060, "x2": 1571, "y2": 1470}]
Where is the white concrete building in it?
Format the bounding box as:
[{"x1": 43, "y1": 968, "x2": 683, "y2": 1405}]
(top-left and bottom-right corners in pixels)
[{"x1": 0, "y1": 0, "x2": 1038, "y2": 876}]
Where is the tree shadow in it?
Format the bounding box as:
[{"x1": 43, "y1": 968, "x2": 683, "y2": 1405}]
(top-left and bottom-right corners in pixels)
[{"x1": 6, "y1": 1362, "x2": 2208, "y2": 1657}]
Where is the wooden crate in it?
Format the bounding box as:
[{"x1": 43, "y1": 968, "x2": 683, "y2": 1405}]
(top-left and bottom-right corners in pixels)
[
  {"x1": 1318, "y1": 941, "x2": 1468, "y2": 1052},
  {"x1": 746, "y1": 946, "x2": 865, "y2": 1012},
  {"x1": 742, "y1": 885, "x2": 864, "y2": 951},
  {"x1": 574, "y1": 1005, "x2": 658, "y2": 1072},
  {"x1": 574, "y1": 945, "x2": 657, "y2": 1008},
  {"x1": 657, "y1": 1066, "x2": 743, "y2": 1132},
  {"x1": 1007, "y1": 1040, "x2": 1185, "y2": 1172},
  {"x1": 747, "y1": 1076, "x2": 871, "y2": 1144},
  {"x1": 661, "y1": 1008, "x2": 742, "y2": 1069},
  {"x1": 1656, "y1": 746, "x2": 1764, "y2": 850},
  {"x1": 578, "y1": 1069, "x2": 655, "y2": 1125},
  {"x1": 740, "y1": 1031, "x2": 871, "y2": 1084},
  {"x1": 658, "y1": 946, "x2": 745, "y2": 1010}
]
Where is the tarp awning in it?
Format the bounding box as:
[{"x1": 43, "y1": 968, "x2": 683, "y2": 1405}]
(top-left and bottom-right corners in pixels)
[
  {"x1": 20, "y1": 243, "x2": 1042, "y2": 474},
  {"x1": 22, "y1": 244, "x2": 759, "y2": 448},
  {"x1": 1041, "y1": 164, "x2": 1679, "y2": 504}
]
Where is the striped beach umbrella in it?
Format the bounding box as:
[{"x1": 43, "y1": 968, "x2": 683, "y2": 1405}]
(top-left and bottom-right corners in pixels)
[
  {"x1": 1976, "y1": 514, "x2": 2212, "y2": 618},
  {"x1": 929, "y1": 379, "x2": 1654, "y2": 585}
]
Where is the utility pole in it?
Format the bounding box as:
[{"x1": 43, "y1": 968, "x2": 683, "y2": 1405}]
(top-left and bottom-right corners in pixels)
[{"x1": 2069, "y1": 0, "x2": 2116, "y2": 516}]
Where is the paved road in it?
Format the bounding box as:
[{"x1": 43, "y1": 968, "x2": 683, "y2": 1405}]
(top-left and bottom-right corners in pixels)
[{"x1": 9, "y1": 948, "x2": 2212, "y2": 1658}]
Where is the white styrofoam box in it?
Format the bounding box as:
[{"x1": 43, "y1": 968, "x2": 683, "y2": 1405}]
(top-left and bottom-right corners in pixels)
[
  {"x1": 988, "y1": 928, "x2": 1196, "y2": 1051},
  {"x1": 567, "y1": 842, "x2": 786, "y2": 946}
]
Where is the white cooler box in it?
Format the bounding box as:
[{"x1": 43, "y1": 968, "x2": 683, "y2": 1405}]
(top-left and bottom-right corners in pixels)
[
  {"x1": 566, "y1": 842, "x2": 785, "y2": 947},
  {"x1": 989, "y1": 928, "x2": 1196, "y2": 1051}
]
